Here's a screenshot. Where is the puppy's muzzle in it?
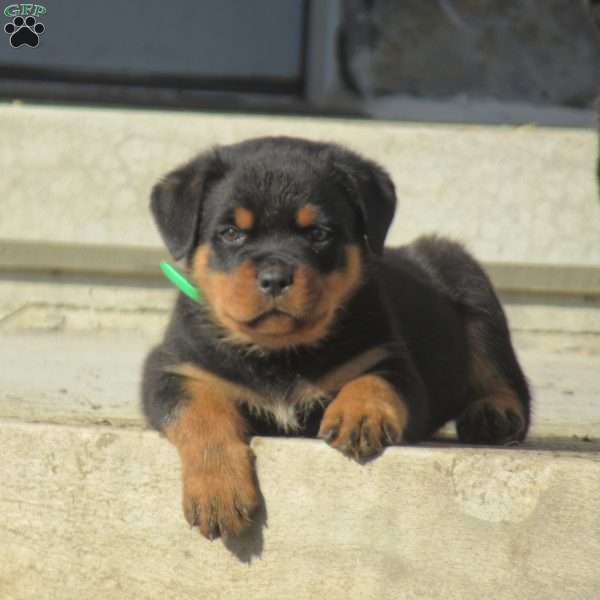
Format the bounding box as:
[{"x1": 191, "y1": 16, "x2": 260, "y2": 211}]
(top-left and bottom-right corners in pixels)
[{"x1": 257, "y1": 260, "x2": 294, "y2": 298}]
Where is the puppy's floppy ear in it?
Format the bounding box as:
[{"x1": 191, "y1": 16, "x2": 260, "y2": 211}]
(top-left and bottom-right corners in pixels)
[
  {"x1": 330, "y1": 147, "x2": 396, "y2": 255},
  {"x1": 150, "y1": 150, "x2": 226, "y2": 261}
]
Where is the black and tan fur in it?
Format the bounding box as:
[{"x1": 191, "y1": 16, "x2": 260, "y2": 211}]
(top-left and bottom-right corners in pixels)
[{"x1": 142, "y1": 137, "x2": 531, "y2": 540}]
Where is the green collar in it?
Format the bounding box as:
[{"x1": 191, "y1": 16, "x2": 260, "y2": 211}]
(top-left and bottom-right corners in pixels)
[{"x1": 160, "y1": 262, "x2": 204, "y2": 304}]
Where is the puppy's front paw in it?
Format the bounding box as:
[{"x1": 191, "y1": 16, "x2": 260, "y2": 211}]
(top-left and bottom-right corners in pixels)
[
  {"x1": 318, "y1": 374, "x2": 408, "y2": 460},
  {"x1": 181, "y1": 443, "x2": 258, "y2": 540}
]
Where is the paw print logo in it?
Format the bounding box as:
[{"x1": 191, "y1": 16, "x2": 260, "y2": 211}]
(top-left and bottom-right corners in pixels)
[{"x1": 4, "y1": 16, "x2": 45, "y2": 48}]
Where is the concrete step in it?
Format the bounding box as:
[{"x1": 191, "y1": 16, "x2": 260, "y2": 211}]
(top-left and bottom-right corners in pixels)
[
  {"x1": 1, "y1": 330, "x2": 599, "y2": 599},
  {"x1": 2, "y1": 421, "x2": 599, "y2": 600},
  {"x1": 1, "y1": 102, "x2": 598, "y2": 266},
  {"x1": 2, "y1": 258, "x2": 600, "y2": 357},
  {"x1": 1, "y1": 102, "x2": 599, "y2": 598},
  {"x1": 2, "y1": 331, "x2": 599, "y2": 443}
]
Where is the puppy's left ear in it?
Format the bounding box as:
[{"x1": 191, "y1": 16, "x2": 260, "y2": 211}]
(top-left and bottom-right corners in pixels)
[
  {"x1": 151, "y1": 150, "x2": 226, "y2": 261},
  {"x1": 330, "y1": 147, "x2": 396, "y2": 255}
]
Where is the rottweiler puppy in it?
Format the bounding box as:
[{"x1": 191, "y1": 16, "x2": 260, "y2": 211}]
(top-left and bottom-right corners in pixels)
[{"x1": 142, "y1": 136, "x2": 530, "y2": 540}]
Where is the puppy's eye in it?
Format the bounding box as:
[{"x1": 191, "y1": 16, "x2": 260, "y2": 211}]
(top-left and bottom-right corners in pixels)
[
  {"x1": 305, "y1": 226, "x2": 332, "y2": 245},
  {"x1": 219, "y1": 226, "x2": 247, "y2": 245}
]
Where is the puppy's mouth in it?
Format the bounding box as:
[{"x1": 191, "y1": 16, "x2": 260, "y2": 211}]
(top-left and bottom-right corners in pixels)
[
  {"x1": 228, "y1": 309, "x2": 306, "y2": 336},
  {"x1": 243, "y1": 309, "x2": 296, "y2": 327}
]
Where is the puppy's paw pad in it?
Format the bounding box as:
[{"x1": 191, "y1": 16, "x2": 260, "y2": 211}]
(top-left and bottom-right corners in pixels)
[{"x1": 456, "y1": 397, "x2": 526, "y2": 445}]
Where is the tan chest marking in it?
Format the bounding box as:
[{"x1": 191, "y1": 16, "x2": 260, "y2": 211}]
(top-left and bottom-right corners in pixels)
[{"x1": 165, "y1": 346, "x2": 390, "y2": 432}]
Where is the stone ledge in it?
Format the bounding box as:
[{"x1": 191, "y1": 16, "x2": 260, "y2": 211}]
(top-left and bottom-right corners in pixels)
[
  {"x1": 1, "y1": 421, "x2": 599, "y2": 600},
  {"x1": 1, "y1": 103, "x2": 598, "y2": 266},
  {"x1": 3, "y1": 239, "x2": 600, "y2": 298},
  {"x1": 2, "y1": 332, "x2": 599, "y2": 443}
]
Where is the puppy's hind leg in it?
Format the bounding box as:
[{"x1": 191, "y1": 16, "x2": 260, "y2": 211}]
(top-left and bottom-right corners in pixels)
[
  {"x1": 406, "y1": 236, "x2": 531, "y2": 445},
  {"x1": 456, "y1": 318, "x2": 531, "y2": 445}
]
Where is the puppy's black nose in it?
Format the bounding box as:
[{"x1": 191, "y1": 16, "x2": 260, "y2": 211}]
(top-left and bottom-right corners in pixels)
[{"x1": 257, "y1": 263, "x2": 294, "y2": 297}]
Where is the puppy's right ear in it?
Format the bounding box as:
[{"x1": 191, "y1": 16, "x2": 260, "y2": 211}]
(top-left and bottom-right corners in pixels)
[{"x1": 150, "y1": 150, "x2": 226, "y2": 261}]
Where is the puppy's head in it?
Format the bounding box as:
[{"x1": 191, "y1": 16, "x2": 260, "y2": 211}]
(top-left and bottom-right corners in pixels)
[{"x1": 151, "y1": 137, "x2": 396, "y2": 349}]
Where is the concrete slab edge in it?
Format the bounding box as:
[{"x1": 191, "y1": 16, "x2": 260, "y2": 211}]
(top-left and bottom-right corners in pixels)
[{"x1": 2, "y1": 239, "x2": 600, "y2": 298}]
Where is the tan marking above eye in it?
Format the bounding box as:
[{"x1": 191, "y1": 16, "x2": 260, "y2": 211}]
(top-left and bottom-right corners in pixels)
[
  {"x1": 234, "y1": 207, "x2": 254, "y2": 230},
  {"x1": 296, "y1": 205, "x2": 318, "y2": 228}
]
